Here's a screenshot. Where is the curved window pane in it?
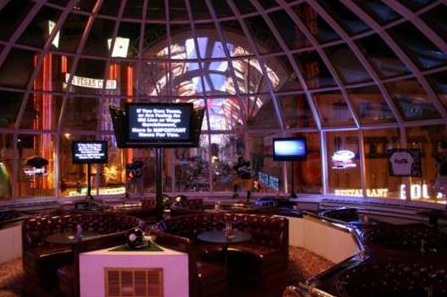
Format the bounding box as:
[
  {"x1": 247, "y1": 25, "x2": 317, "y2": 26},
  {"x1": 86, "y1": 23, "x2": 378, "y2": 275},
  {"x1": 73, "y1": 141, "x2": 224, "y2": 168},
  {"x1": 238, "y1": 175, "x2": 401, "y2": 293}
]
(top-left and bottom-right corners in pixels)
[
  {"x1": 354, "y1": 0, "x2": 401, "y2": 24},
  {"x1": 386, "y1": 80, "x2": 442, "y2": 121},
  {"x1": 387, "y1": 22, "x2": 447, "y2": 70},
  {"x1": 314, "y1": 91, "x2": 356, "y2": 127},
  {"x1": 398, "y1": 0, "x2": 433, "y2": 11},
  {"x1": 291, "y1": 3, "x2": 341, "y2": 44},
  {"x1": 349, "y1": 86, "x2": 396, "y2": 124},
  {"x1": 0, "y1": 48, "x2": 36, "y2": 89},
  {"x1": 421, "y1": 5, "x2": 447, "y2": 44},
  {"x1": 294, "y1": 52, "x2": 337, "y2": 89},
  {"x1": 356, "y1": 34, "x2": 410, "y2": 78},
  {"x1": 0, "y1": 91, "x2": 25, "y2": 128},
  {"x1": 279, "y1": 94, "x2": 317, "y2": 129},
  {"x1": 427, "y1": 70, "x2": 447, "y2": 111},
  {"x1": 317, "y1": 0, "x2": 371, "y2": 35},
  {"x1": 325, "y1": 44, "x2": 372, "y2": 84}
]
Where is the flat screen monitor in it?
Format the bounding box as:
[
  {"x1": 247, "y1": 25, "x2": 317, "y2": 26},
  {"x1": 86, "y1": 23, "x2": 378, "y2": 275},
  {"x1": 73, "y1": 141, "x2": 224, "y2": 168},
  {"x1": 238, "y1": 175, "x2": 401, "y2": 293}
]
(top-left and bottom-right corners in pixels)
[
  {"x1": 273, "y1": 137, "x2": 307, "y2": 161},
  {"x1": 72, "y1": 140, "x2": 108, "y2": 164},
  {"x1": 125, "y1": 102, "x2": 195, "y2": 147}
]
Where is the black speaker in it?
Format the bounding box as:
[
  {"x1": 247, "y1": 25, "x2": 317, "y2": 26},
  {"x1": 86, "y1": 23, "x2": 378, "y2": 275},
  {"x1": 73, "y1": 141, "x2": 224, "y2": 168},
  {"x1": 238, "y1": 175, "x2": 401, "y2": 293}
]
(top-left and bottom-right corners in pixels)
[
  {"x1": 109, "y1": 106, "x2": 127, "y2": 148},
  {"x1": 191, "y1": 107, "x2": 205, "y2": 147}
]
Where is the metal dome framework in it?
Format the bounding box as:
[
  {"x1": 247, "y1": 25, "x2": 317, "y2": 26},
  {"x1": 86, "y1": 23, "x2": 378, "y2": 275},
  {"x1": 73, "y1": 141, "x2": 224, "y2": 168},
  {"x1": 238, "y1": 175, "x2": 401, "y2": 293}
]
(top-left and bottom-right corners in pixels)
[{"x1": 0, "y1": 0, "x2": 446, "y2": 203}]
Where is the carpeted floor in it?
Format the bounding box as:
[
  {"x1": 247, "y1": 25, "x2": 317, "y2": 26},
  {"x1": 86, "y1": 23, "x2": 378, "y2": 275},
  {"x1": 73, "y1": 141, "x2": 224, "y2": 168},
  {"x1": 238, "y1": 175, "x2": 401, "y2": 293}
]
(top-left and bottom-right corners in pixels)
[
  {"x1": 288, "y1": 247, "x2": 334, "y2": 282},
  {"x1": 0, "y1": 246, "x2": 333, "y2": 297},
  {"x1": 0, "y1": 258, "x2": 24, "y2": 297}
]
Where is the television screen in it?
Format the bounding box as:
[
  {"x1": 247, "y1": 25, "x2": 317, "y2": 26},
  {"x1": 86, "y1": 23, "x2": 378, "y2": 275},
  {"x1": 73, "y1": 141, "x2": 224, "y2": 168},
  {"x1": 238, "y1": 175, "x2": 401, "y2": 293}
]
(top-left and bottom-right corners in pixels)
[
  {"x1": 125, "y1": 102, "x2": 196, "y2": 147},
  {"x1": 72, "y1": 140, "x2": 108, "y2": 164},
  {"x1": 273, "y1": 137, "x2": 307, "y2": 161}
]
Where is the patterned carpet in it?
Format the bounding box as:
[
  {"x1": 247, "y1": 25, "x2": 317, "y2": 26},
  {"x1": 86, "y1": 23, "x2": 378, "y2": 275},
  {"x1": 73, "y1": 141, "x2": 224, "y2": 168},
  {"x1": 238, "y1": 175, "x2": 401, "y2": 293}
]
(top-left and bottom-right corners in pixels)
[
  {"x1": 0, "y1": 258, "x2": 23, "y2": 297},
  {"x1": 288, "y1": 247, "x2": 334, "y2": 283},
  {"x1": 0, "y1": 247, "x2": 333, "y2": 297}
]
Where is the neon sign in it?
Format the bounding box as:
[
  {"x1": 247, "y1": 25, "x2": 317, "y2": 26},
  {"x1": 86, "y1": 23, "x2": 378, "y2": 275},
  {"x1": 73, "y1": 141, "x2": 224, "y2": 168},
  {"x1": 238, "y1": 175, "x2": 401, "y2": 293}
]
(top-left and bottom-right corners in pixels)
[
  {"x1": 23, "y1": 167, "x2": 46, "y2": 176},
  {"x1": 331, "y1": 150, "x2": 357, "y2": 169}
]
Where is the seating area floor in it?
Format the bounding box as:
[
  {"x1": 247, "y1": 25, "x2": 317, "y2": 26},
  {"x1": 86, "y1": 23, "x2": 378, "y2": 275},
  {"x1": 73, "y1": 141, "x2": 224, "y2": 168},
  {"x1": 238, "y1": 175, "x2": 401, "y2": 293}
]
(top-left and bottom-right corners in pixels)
[{"x1": 0, "y1": 246, "x2": 333, "y2": 297}]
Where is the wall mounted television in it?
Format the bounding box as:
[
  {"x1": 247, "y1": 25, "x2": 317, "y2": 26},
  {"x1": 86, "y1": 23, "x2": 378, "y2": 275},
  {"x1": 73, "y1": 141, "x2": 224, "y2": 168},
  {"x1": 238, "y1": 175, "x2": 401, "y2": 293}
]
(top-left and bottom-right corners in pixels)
[
  {"x1": 72, "y1": 140, "x2": 108, "y2": 164},
  {"x1": 273, "y1": 137, "x2": 307, "y2": 161}
]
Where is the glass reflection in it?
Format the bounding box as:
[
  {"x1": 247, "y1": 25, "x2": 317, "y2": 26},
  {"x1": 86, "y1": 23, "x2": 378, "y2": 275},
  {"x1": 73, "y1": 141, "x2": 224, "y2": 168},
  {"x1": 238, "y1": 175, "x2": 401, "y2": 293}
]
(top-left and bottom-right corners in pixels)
[
  {"x1": 314, "y1": 91, "x2": 356, "y2": 127},
  {"x1": 349, "y1": 86, "x2": 396, "y2": 124}
]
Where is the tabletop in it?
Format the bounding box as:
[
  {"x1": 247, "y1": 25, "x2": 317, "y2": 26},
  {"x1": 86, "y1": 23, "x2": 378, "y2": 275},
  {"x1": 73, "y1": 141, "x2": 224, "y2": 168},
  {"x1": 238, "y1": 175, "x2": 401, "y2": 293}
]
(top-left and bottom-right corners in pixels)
[
  {"x1": 197, "y1": 229, "x2": 251, "y2": 244},
  {"x1": 46, "y1": 231, "x2": 100, "y2": 244}
]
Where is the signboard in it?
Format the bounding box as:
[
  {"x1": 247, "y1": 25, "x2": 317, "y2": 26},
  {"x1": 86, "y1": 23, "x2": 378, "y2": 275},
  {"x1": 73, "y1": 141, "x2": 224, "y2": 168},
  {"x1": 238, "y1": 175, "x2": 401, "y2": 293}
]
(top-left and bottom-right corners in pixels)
[{"x1": 64, "y1": 73, "x2": 117, "y2": 90}]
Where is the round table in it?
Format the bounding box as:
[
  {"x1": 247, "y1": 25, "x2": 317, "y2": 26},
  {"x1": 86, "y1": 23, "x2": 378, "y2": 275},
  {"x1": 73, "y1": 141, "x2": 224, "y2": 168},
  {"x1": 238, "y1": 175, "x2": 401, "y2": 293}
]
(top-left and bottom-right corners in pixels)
[
  {"x1": 197, "y1": 229, "x2": 251, "y2": 267},
  {"x1": 46, "y1": 231, "x2": 100, "y2": 244}
]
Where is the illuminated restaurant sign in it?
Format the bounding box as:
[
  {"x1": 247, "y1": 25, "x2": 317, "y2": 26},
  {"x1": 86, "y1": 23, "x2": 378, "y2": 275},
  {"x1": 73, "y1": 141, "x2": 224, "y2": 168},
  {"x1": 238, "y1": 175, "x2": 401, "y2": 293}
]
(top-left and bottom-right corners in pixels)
[
  {"x1": 399, "y1": 183, "x2": 443, "y2": 199},
  {"x1": 64, "y1": 73, "x2": 117, "y2": 90},
  {"x1": 334, "y1": 188, "x2": 388, "y2": 197},
  {"x1": 335, "y1": 183, "x2": 442, "y2": 199}
]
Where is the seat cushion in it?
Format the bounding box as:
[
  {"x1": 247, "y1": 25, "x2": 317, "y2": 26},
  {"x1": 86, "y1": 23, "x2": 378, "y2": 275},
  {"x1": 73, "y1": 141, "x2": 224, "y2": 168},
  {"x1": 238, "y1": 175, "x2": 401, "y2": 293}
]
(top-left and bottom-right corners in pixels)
[
  {"x1": 57, "y1": 264, "x2": 76, "y2": 297},
  {"x1": 23, "y1": 246, "x2": 73, "y2": 290},
  {"x1": 196, "y1": 261, "x2": 227, "y2": 297}
]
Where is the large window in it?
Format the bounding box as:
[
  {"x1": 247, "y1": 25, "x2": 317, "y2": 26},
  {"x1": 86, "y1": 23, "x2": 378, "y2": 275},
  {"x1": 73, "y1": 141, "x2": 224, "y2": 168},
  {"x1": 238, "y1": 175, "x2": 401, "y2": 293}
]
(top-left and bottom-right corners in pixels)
[{"x1": 0, "y1": 0, "x2": 447, "y2": 210}]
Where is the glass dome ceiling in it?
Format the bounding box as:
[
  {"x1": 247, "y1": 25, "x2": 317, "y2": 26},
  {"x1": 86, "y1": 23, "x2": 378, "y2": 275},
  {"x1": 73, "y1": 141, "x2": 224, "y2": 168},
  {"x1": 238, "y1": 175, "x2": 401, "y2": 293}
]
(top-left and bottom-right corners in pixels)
[
  {"x1": 0, "y1": 0, "x2": 446, "y2": 132},
  {"x1": 0, "y1": 0, "x2": 447, "y2": 201}
]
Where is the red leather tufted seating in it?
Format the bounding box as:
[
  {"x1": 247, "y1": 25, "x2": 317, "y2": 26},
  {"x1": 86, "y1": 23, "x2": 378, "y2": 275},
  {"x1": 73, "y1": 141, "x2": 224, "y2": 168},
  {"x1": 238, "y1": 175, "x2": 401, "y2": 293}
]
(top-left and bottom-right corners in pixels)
[
  {"x1": 337, "y1": 258, "x2": 447, "y2": 297},
  {"x1": 150, "y1": 212, "x2": 289, "y2": 291},
  {"x1": 360, "y1": 223, "x2": 442, "y2": 253},
  {"x1": 21, "y1": 212, "x2": 145, "y2": 293},
  {"x1": 117, "y1": 198, "x2": 159, "y2": 223},
  {"x1": 56, "y1": 233, "x2": 127, "y2": 297},
  {"x1": 170, "y1": 198, "x2": 205, "y2": 216},
  {"x1": 153, "y1": 231, "x2": 227, "y2": 297}
]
